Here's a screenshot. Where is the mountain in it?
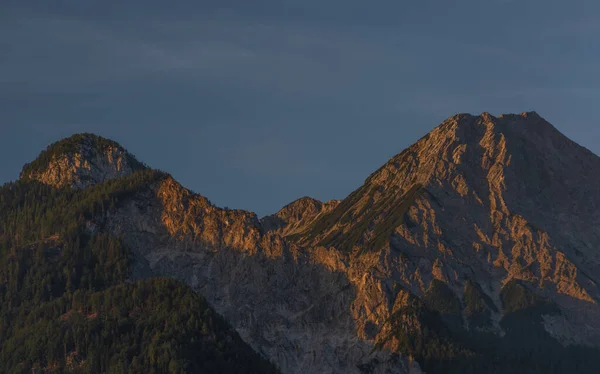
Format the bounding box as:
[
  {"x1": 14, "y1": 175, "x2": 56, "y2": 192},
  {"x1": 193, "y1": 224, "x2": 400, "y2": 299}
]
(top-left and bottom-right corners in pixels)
[
  {"x1": 0, "y1": 155, "x2": 279, "y2": 372},
  {"x1": 3, "y1": 111, "x2": 600, "y2": 373},
  {"x1": 296, "y1": 111, "x2": 600, "y2": 335},
  {"x1": 261, "y1": 197, "x2": 341, "y2": 236},
  {"x1": 20, "y1": 133, "x2": 146, "y2": 188}
]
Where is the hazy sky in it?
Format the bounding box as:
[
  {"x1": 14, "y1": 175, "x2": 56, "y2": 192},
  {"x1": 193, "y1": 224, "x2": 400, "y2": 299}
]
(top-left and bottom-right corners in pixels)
[{"x1": 2, "y1": 1, "x2": 599, "y2": 216}]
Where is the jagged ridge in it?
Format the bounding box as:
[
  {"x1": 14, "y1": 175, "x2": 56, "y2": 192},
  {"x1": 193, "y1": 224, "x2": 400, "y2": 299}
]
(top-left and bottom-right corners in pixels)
[
  {"x1": 8, "y1": 111, "x2": 600, "y2": 374},
  {"x1": 261, "y1": 196, "x2": 340, "y2": 236}
]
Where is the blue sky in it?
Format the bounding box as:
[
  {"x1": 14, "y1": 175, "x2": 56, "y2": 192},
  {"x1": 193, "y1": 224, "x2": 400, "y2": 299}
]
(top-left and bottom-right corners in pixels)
[{"x1": 2, "y1": 0, "x2": 599, "y2": 216}]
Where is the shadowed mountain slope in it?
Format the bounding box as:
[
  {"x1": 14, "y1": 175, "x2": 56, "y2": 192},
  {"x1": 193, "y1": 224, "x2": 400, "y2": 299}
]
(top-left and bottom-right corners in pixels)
[{"x1": 5, "y1": 112, "x2": 600, "y2": 373}]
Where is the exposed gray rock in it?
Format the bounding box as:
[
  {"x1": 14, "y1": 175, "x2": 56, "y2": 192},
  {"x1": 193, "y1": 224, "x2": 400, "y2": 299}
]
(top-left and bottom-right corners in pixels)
[
  {"x1": 57, "y1": 111, "x2": 600, "y2": 373},
  {"x1": 293, "y1": 111, "x2": 600, "y2": 342},
  {"x1": 21, "y1": 133, "x2": 144, "y2": 188},
  {"x1": 261, "y1": 197, "x2": 341, "y2": 236},
  {"x1": 105, "y1": 177, "x2": 418, "y2": 374}
]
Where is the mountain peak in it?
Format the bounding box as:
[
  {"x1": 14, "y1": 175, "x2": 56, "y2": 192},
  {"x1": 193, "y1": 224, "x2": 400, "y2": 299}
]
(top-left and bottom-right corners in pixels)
[
  {"x1": 297, "y1": 111, "x2": 598, "y2": 253},
  {"x1": 283, "y1": 111, "x2": 600, "y2": 355},
  {"x1": 21, "y1": 133, "x2": 146, "y2": 188}
]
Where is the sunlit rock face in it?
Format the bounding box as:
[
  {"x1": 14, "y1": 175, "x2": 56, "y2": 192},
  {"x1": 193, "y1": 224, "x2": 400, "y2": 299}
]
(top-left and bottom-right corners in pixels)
[
  {"x1": 104, "y1": 175, "x2": 417, "y2": 374},
  {"x1": 41, "y1": 112, "x2": 600, "y2": 373},
  {"x1": 261, "y1": 196, "x2": 341, "y2": 236},
  {"x1": 291, "y1": 111, "x2": 600, "y2": 342},
  {"x1": 20, "y1": 133, "x2": 145, "y2": 189}
]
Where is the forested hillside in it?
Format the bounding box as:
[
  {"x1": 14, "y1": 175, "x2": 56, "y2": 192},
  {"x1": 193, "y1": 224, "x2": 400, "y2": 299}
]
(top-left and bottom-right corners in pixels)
[
  {"x1": 0, "y1": 170, "x2": 279, "y2": 373},
  {"x1": 8, "y1": 115, "x2": 600, "y2": 374}
]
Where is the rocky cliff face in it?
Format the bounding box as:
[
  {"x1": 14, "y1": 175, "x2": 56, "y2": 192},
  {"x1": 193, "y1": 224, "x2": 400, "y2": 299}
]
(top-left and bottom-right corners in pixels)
[
  {"x1": 261, "y1": 197, "x2": 341, "y2": 236},
  {"x1": 291, "y1": 111, "x2": 600, "y2": 343},
  {"x1": 103, "y1": 176, "x2": 417, "y2": 374},
  {"x1": 21, "y1": 133, "x2": 145, "y2": 188},
  {"x1": 22, "y1": 112, "x2": 600, "y2": 373}
]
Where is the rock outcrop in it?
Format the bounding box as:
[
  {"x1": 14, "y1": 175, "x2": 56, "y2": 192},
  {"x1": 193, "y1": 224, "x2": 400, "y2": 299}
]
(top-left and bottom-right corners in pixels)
[
  {"x1": 291, "y1": 111, "x2": 600, "y2": 342},
  {"x1": 23, "y1": 111, "x2": 600, "y2": 373},
  {"x1": 104, "y1": 176, "x2": 417, "y2": 374},
  {"x1": 21, "y1": 133, "x2": 145, "y2": 188},
  {"x1": 261, "y1": 197, "x2": 341, "y2": 236}
]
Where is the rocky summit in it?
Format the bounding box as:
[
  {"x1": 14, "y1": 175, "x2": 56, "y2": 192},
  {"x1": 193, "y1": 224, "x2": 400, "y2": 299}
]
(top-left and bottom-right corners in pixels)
[
  {"x1": 20, "y1": 133, "x2": 146, "y2": 189},
  {"x1": 4, "y1": 112, "x2": 600, "y2": 373}
]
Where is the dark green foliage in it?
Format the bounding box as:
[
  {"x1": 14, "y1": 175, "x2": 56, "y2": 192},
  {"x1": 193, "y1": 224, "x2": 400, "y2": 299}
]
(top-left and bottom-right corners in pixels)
[
  {"x1": 366, "y1": 184, "x2": 422, "y2": 253},
  {"x1": 423, "y1": 280, "x2": 462, "y2": 330},
  {"x1": 363, "y1": 148, "x2": 414, "y2": 186},
  {"x1": 300, "y1": 184, "x2": 368, "y2": 244},
  {"x1": 299, "y1": 146, "x2": 413, "y2": 248},
  {"x1": 294, "y1": 148, "x2": 419, "y2": 254},
  {"x1": 378, "y1": 283, "x2": 600, "y2": 374},
  {"x1": 463, "y1": 280, "x2": 496, "y2": 329},
  {"x1": 500, "y1": 279, "x2": 553, "y2": 315},
  {"x1": 0, "y1": 169, "x2": 166, "y2": 245},
  {"x1": 376, "y1": 290, "x2": 473, "y2": 372},
  {"x1": 0, "y1": 234, "x2": 129, "y2": 318},
  {"x1": 0, "y1": 279, "x2": 278, "y2": 374},
  {"x1": 423, "y1": 280, "x2": 461, "y2": 315},
  {"x1": 0, "y1": 172, "x2": 279, "y2": 373},
  {"x1": 306, "y1": 184, "x2": 423, "y2": 254},
  {"x1": 21, "y1": 133, "x2": 146, "y2": 180}
]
